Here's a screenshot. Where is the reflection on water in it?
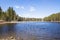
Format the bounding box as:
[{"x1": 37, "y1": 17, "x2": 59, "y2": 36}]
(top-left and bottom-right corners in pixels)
[{"x1": 0, "y1": 22, "x2": 60, "y2": 40}]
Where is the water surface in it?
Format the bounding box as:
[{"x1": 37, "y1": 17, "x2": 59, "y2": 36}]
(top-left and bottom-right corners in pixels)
[{"x1": 0, "y1": 22, "x2": 60, "y2": 40}]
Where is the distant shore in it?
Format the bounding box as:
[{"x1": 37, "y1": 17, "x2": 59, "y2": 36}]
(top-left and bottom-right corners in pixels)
[{"x1": 0, "y1": 21, "x2": 60, "y2": 24}]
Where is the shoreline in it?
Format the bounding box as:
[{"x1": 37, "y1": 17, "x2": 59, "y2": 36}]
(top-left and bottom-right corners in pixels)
[{"x1": 0, "y1": 21, "x2": 60, "y2": 24}]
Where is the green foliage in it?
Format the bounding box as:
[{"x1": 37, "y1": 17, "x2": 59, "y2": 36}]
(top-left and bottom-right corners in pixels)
[
  {"x1": 1, "y1": 6, "x2": 60, "y2": 22},
  {"x1": 0, "y1": 7, "x2": 3, "y2": 20},
  {"x1": 6, "y1": 7, "x2": 17, "y2": 21},
  {"x1": 0, "y1": 7, "x2": 20, "y2": 21},
  {"x1": 43, "y1": 13, "x2": 60, "y2": 21}
]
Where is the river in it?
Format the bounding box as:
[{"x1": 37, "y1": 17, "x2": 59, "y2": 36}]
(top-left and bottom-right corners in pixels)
[{"x1": 0, "y1": 22, "x2": 60, "y2": 40}]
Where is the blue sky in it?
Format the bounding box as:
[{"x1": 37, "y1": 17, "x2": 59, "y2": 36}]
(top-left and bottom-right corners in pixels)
[{"x1": 0, "y1": 0, "x2": 60, "y2": 18}]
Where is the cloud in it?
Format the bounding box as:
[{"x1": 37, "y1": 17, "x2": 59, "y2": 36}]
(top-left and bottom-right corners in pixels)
[
  {"x1": 29, "y1": 6, "x2": 36, "y2": 12},
  {"x1": 21, "y1": 6, "x2": 24, "y2": 9},
  {"x1": 15, "y1": 6, "x2": 20, "y2": 9},
  {"x1": 14, "y1": 5, "x2": 24, "y2": 9}
]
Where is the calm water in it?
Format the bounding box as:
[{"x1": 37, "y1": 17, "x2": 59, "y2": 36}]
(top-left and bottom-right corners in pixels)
[{"x1": 0, "y1": 22, "x2": 60, "y2": 40}]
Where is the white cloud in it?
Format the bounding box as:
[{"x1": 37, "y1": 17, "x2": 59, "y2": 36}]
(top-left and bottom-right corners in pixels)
[
  {"x1": 14, "y1": 5, "x2": 24, "y2": 9},
  {"x1": 29, "y1": 6, "x2": 36, "y2": 12},
  {"x1": 21, "y1": 6, "x2": 24, "y2": 9},
  {"x1": 15, "y1": 5, "x2": 20, "y2": 9}
]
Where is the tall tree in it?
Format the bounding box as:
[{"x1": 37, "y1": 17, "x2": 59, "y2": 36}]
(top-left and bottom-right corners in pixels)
[
  {"x1": 6, "y1": 7, "x2": 17, "y2": 21},
  {"x1": 0, "y1": 7, "x2": 3, "y2": 20}
]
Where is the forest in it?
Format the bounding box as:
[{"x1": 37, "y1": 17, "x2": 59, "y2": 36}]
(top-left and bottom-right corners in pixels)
[
  {"x1": 43, "y1": 13, "x2": 60, "y2": 21},
  {"x1": 0, "y1": 7, "x2": 60, "y2": 22},
  {"x1": 0, "y1": 7, "x2": 42, "y2": 21}
]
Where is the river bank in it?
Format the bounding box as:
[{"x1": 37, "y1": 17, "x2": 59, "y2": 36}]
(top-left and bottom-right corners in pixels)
[
  {"x1": 0, "y1": 21, "x2": 60, "y2": 24},
  {"x1": 0, "y1": 21, "x2": 21, "y2": 24}
]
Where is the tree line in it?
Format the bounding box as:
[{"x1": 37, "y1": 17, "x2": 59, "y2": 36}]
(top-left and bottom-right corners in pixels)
[
  {"x1": 21, "y1": 17, "x2": 42, "y2": 21},
  {"x1": 43, "y1": 13, "x2": 60, "y2": 21},
  {"x1": 0, "y1": 6, "x2": 60, "y2": 22},
  {"x1": 0, "y1": 7, "x2": 42, "y2": 21},
  {"x1": 0, "y1": 7, "x2": 21, "y2": 21}
]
